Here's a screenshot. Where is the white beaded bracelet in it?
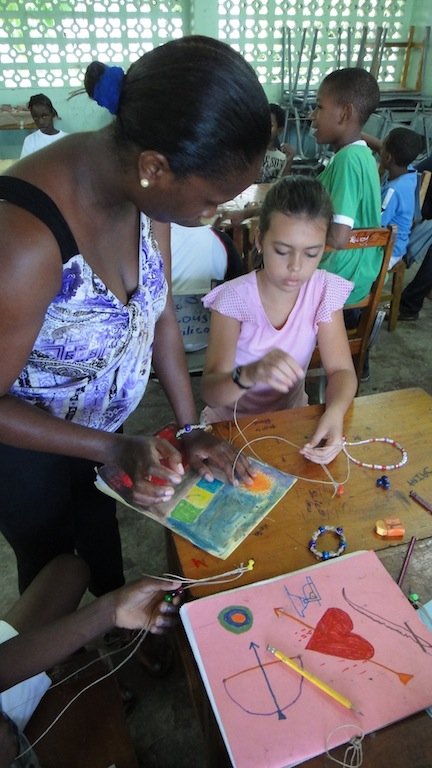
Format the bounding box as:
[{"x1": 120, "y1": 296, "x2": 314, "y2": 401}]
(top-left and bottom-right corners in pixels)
[{"x1": 175, "y1": 423, "x2": 212, "y2": 440}]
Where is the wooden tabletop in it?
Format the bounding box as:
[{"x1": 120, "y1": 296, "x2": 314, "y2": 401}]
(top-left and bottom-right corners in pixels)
[
  {"x1": 168, "y1": 388, "x2": 432, "y2": 767},
  {"x1": 0, "y1": 109, "x2": 34, "y2": 130},
  {"x1": 170, "y1": 388, "x2": 432, "y2": 597}
]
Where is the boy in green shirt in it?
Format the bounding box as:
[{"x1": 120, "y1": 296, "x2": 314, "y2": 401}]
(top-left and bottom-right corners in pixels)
[{"x1": 311, "y1": 68, "x2": 381, "y2": 304}]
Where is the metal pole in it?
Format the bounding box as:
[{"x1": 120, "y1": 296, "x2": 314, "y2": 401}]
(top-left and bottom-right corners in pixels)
[
  {"x1": 356, "y1": 25, "x2": 368, "y2": 69},
  {"x1": 336, "y1": 26, "x2": 342, "y2": 70},
  {"x1": 301, "y1": 27, "x2": 318, "y2": 112},
  {"x1": 280, "y1": 25, "x2": 286, "y2": 104}
]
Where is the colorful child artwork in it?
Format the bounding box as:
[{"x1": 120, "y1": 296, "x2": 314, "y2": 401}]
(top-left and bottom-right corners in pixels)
[
  {"x1": 95, "y1": 457, "x2": 296, "y2": 559},
  {"x1": 180, "y1": 550, "x2": 432, "y2": 768}
]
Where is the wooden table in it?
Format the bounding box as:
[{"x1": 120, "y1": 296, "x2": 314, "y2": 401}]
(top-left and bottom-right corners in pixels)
[
  {"x1": 167, "y1": 388, "x2": 432, "y2": 767},
  {"x1": 0, "y1": 107, "x2": 34, "y2": 131}
]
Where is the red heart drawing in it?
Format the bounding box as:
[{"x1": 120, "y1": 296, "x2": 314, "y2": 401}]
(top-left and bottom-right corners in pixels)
[{"x1": 306, "y1": 607, "x2": 375, "y2": 661}]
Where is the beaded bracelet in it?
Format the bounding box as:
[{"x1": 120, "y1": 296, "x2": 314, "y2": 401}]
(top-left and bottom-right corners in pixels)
[
  {"x1": 342, "y1": 437, "x2": 408, "y2": 471},
  {"x1": 309, "y1": 525, "x2": 347, "y2": 561},
  {"x1": 175, "y1": 423, "x2": 212, "y2": 440}
]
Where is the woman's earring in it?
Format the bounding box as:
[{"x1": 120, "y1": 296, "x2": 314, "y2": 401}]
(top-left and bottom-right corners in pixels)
[{"x1": 140, "y1": 178, "x2": 150, "y2": 189}]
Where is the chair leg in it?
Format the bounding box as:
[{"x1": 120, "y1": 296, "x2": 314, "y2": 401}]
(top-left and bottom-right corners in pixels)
[
  {"x1": 387, "y1": 262, "x2": 406, "y2": 331},
  {"x1": 368, "y1": 309, "x2": 386, "y2": 349}
]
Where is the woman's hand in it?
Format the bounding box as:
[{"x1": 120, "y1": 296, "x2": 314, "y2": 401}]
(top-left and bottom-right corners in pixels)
[
  {"x1": 112, "y1": 434, "x2": 185, "y2": 507},
  {"x1": 110, "y1": 577, "x2": 182, "y2": 635},
  {"x1": 181, "y1": 430, "x2": 255, "y2": 486},
  {"x1": 243, "y1": 349, "x2": 304, "y2": 393},
  {"x1": 299, "y1": 410, "x2": 344, "y2": 465}
]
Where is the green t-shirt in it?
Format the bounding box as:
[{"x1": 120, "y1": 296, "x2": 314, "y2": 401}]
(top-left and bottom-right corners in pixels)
[{"x1": 319, "y1": 142, "x2": 381, "y2": 304}]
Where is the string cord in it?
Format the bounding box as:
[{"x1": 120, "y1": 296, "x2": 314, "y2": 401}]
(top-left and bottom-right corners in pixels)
[
  {"x1": 325, "y1": 724, "x2": 365, "y2": 767},
  {"x1": 15, "y1": 622, "x2": 152, "y2": 760},
  {"x1": 10, "y1": 564, "x2": 255, "y2": 742},
  {"x1": 229, "y1": 398, "x2": 407, "y2": 494},
  {"x1": 230, "y1": 399, "x2": 349, "y2": 494}
]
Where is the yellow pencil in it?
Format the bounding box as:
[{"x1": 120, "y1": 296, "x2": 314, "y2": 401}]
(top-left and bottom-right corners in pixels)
[{"x1": 267, "y1": 644, "x2": 361, "y2": 713}]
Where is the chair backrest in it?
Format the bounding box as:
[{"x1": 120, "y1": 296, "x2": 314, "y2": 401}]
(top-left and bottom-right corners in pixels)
[
  {"x1": 418, "y1": 170, "x2": 432, "y2": 217},
  {"x1": 309, "y1": 225, "x2": 396, "y2": 390}
]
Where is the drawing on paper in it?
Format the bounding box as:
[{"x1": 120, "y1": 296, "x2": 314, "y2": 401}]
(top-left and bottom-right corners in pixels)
[
  {"x1": 95, "y1": 457, "x2": 296, "y2": 559},
  {"x1": 218, "y1": 606, "x2": 253, "y2": 634},
  {"x1": 284, "y1": 575, "x2": 322, "y2": 618},
  {"x1": 180, "y1": 551, "x2": 432, "y2": 768}
]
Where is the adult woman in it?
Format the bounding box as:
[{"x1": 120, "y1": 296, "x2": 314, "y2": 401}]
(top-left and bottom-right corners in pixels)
[{"x1": 0, "y1": 35, "x2": 270, "y2": 598}]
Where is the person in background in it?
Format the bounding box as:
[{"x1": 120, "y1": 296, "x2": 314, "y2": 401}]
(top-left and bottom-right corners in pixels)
[
  {"x1": 20, "y1": 94, "x2": 67, "y2": 158},
  {"x1": 0, "y1": 554, "x2": 180, "y2": 767},
  {"x1": 256, "y1": 102, "x2": 295, "y2": 183},
  {"x1": 170, "y1": 223, "x2": 244, "y2": 295},
  {"x1": 362, "y1": 127, "x2": 423, "y2": 268},
  {"x1": 398, "y1": 246, "x2": 432, "y2": 321},
  {"x1": 200, "y1": 176, "x2": 357, "y2": 466},
  {"x1": 362, "y1": 128, "x2": 432, "y2": 321},
  {"x1": 0, "y1": 37, "x2": 269, "y2": 670},
  {"x1": 311, "y1": 67, "x2": 381, "y2": 305}
]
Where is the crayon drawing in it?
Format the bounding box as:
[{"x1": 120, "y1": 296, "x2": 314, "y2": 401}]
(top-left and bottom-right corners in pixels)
[
  {"x1": 180, "y1": 551, "x2": 432, "y2": 768},
  {"x1": 95, "y1": 457, "x2": 296, "y2": 559}
]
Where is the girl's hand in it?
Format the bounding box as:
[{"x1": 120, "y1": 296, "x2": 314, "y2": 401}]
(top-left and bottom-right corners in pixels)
[
  {"x1": 245, "y1": 349, "x2": 304, "y2": 393},
  {"x1": 181, "y1": 430, "x2": 255, "y2": 486},
  {"x1": 299, "y1": 411, "x2": 344, "y2": 465},
  {"x1": 111, "y1": 577, "x2": 182, "y2": 635},
  {"x1": 112, "y1": 434, "x2": 185, "y2": 507}
]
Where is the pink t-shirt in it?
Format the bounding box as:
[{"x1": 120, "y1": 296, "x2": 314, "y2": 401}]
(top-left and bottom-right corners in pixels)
[{"x1": 202, "y1": 268, "x2": 353, "y2": 422}]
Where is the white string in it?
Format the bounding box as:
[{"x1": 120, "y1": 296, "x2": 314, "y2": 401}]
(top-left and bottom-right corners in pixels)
[
  {"x1": 3, "y1": 627, "x2": 146, "y2": 721},
  {"x1": 11, "y1": 563, "x2": 255, "y2": 744},
  {"x1": 231, "y1": 428, "x2": 350, "y2": 496},
  {"x1": 325, "y1": 724, "x2": 365, "y2": 767},
  {"x1": 231, "y1": 397, "x2": 349, "y2": 496},
  {"x1": 16, "y1": 623, "x2": 151, "y2": 760}
]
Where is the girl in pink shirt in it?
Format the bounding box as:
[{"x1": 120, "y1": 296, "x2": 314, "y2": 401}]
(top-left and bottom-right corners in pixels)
[{"x1": 201, "y1": 176, "x2": 357, "y2": 465}]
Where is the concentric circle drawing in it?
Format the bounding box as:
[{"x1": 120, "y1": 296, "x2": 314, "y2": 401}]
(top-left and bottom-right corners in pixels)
[{"x1": 218, "y1": 605, "x2": 253, "y2": 634}]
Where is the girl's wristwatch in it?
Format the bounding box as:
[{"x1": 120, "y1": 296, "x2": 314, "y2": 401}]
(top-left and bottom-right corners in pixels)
[{"x1": 231, "y1": 366, "x2": 253, "y2": 390}]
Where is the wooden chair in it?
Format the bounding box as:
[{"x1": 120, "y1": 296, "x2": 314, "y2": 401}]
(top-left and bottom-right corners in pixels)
[
  {"x1": 381, "y1": 258, "x2": 406, "y2": 331},
  {"x1": 308, "y1": 225, "x2": 396, "y2": 398}
]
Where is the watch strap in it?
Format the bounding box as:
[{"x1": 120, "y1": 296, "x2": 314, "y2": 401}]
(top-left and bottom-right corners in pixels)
[{"x1": 231, "y1": 366, "x2": 253, "y2": 390}]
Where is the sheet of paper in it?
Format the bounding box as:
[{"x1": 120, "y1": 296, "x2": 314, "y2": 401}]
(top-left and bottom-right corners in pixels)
[
  {"x1": 181, "y1": 551, "x2": 432, "y2": 767},
  {"x1": 95, "y1": 457, "x2": 296, "y2": 559}
]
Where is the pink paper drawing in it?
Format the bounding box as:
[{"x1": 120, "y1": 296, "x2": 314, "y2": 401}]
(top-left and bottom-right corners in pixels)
[{"x1": 180, "y1": 551, "x2": 432, "y2": 768}]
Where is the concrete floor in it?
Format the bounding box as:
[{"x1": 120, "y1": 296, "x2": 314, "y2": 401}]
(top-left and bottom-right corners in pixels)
[{"x1": 0, "y1": 270, "x2": 431, "y2": 767}]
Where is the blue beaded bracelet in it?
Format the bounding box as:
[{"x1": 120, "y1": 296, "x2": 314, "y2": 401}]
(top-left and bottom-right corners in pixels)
[{"x1": 309, "y1": 525, "x2": 347, "y2": 561}]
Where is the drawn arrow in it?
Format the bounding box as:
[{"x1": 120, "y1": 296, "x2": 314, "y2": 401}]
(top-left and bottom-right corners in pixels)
[
  {"x1": 275, "y1": 605, "x2": 413, "y2": 685},
  {"x1": 249, "y1": 642, "x2": 287, "y2": 720}
]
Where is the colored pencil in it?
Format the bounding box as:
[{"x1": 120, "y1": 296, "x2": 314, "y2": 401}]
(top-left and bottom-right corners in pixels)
[
  {"x1": 397, "y1": 535, "x2": 417, "y2": 587},
  {"x1": 409, "y1": 490, "x2": 432, "y2": 514},
  {"x1": 267, "y1": 644, "x2": 357, "y2": 711}
]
